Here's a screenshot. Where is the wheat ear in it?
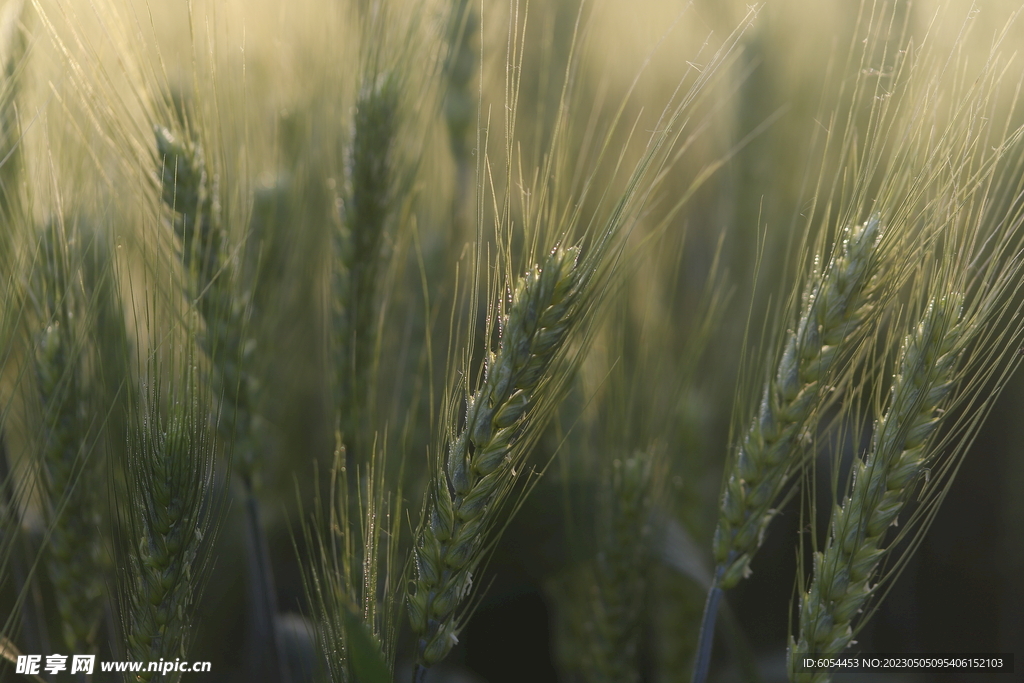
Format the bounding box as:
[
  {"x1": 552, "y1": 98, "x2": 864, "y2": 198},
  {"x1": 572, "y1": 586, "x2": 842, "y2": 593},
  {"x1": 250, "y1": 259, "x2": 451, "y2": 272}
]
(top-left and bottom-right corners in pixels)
[
  {"x1": 713, "y1": 215, "x2": 885, "y2": 589},
  {"x1": 788, "y1": 296, "x2": 962, "y2": 682},
  {"x1": 119, "y1": 366, "x2": 215, "y2": 683},
  {"x1": 33, "y1": 222, "x2": 107, "y2": 654},
  {"x1": 441, "y1": 0, "x2": 476, "y2": 192},
  {"x1": 333, "y1": 73, "x2": 398, "y2": 459},
  {"x1": 585, "y1": 451, "x2": 655, "y2": 683},
  {"x1": 155, "y1": 126, "x2": 286, "y2": 682},
  {"x1": 299, "y1": 441, "x2": 403, "y2": 682},
  {"x1": 0, "y1": 0, "x2": 26, "y2": 232},
  {"x1": 154, "y1": 128, "x2": 255, "y2": 459},
  {"x1": 693, "y1": 216, "x2": 885, "y2": 683},
  {"x1": 408, "y1": 246, "x2": 581, "y2": 675}
]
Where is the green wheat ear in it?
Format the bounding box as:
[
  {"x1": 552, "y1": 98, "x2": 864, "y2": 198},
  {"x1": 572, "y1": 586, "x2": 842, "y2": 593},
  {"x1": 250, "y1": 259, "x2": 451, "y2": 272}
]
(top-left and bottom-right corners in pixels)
[
  {"x1": 32, "y1": 219, "x2": 108, "y2": 654},
  {"x1": 333, "y1": 71, "x2": 399, "y2": 460},
  {"x1": 409, "y1": 246, "x2": 582, "y2": 671},
  {"x1": 442, "y1": 0, "x2": 477, "y2": 184},
  {"x1": 787, "y1": 296, "x2": 960, "y2": 681},
  {"x1": 585, "y1": 450, "x2": 657, "y2": 683},
  {"x1": 714, "y1": 215, "x2": 885, "y2": 590},
  {"x1": 118, "y1": 357, "x2": 217, "y2": 683},
  {"x1": 154, "y1": 123, "x2": 260, "y2": 475},
  {"x1": 154, "y1": 123, "x2": 285, "y2": 682}
]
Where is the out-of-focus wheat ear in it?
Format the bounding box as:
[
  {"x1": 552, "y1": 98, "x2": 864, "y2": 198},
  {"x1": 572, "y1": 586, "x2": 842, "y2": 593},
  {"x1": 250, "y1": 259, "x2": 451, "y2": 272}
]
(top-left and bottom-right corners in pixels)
[
  {"x1": 333, "y1": 72, "x2": 399, "y2": 461},
  {"x1": 0, "y1": 0, "x2": 43, "y2": 655},
  {"x1": 0, "y1": 0, "x2": 27, "y2": 233},
  {"x1": 117, "y1": 358, "x2": 217, "y2": 683},
  {"x1": 409, "y1": 246, "x2": 582, "y2": 679},
  {"x1": 154, "y1": 124, "x2": 260, "y2": 474},
  {"x1": 1, "y1": 424, "x2": 51, "y2": 658},
  {"x1": 154, "y1": 124, "x2": 285, "y2": 683},
  {"x1": 32, "y1": 220, "x2": 108, "y2": 655},
  {"x1": 584, "y1": 449, "x2": 658, "y2": 683},
  {"x1": 442, "y1": 0, "x2": 477, "y2": 195},
  {"x1": 787, "y1": 297, "x2": 963, "y2": 682}
]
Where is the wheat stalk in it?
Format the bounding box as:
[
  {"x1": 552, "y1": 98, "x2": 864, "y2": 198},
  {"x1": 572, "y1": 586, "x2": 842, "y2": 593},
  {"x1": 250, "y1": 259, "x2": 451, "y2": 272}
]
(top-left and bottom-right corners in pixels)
[{"x1": 154, "y1": 125, "x2": 286, "y2": 682}]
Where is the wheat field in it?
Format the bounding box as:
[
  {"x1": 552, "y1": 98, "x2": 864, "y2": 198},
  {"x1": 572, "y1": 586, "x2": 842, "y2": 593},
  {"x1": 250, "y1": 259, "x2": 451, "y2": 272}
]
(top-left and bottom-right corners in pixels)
[{"x1": 1, "y1": 1, "x2": 1023, "y2": 682}]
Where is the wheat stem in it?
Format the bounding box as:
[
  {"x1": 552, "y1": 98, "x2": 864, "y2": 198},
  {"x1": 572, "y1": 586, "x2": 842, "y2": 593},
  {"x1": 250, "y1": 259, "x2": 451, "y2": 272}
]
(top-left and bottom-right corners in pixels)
[{"x1": 691, "y1": 585, "x2": 723, "y2": 683}]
